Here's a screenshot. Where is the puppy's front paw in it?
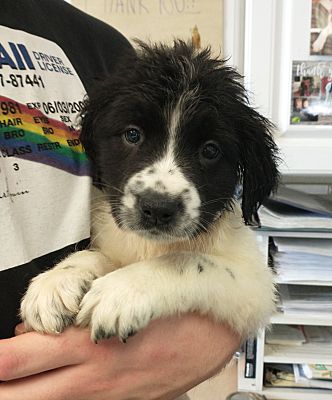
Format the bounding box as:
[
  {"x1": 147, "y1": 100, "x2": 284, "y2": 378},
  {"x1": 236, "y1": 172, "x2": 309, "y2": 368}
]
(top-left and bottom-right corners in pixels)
[
  {"x1": 21, "y1": 267, "x2": 97, "y2": 334},
  {"x1": 76, "y1": 268, "x2": 160, "y2": 343}
]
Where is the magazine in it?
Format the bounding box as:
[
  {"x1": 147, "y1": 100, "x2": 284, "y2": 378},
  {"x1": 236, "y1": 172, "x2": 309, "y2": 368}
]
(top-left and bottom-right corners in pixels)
[{"x1": 290, "y1": 60, "x2": 332, "y2": 125}]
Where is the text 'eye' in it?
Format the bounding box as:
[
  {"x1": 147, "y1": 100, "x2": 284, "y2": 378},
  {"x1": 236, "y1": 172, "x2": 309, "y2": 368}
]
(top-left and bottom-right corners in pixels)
[
  {"x1": 124, "y1": 127, "x2": 143, "y2": 145},
  {"x1": 201, "y1": 141, "x2": 221, "y2": 161}
]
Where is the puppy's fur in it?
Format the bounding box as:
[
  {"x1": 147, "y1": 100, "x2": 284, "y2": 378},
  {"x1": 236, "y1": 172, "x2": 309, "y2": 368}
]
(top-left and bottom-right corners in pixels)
[{"x1": 21, "y1": 41, "x2": 279, "y2": 343}]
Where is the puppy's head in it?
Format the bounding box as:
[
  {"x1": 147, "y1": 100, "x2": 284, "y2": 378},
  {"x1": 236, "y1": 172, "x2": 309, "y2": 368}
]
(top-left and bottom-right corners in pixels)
[{"x1": 81, "y1": 41, "x2": 279, "y2": 241}]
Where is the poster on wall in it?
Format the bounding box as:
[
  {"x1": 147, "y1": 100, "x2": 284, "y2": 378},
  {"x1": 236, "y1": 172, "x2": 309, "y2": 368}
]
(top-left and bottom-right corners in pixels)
[
  {"x1": 71, "y1": 0, "x2": 223, "y2": 54},
  {"x1": 290, "y1": 60, "x2": 332, "y2": 125},
  {"x1": 310, "y1": 0, "x2": 332, "y2": 55}
]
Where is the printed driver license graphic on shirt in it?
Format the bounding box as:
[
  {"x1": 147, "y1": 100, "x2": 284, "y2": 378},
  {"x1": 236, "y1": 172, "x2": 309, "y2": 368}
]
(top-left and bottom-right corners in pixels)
[{"x1": 0, "y1": 26, "x2": 91, "y2": 271}]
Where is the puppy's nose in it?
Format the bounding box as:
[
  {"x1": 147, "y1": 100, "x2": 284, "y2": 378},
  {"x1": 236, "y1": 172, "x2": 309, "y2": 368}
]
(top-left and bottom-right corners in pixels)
[{"x1": 138, "y1": 194, "x2": 182, "y2": 226}]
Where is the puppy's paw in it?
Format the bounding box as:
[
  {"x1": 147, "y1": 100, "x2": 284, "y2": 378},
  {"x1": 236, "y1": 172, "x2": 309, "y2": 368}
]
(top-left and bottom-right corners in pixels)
[
  {"x1": 21, "y1": 267, "x2": 97, "y2": 334},
  {"x1": 76, "y1": 268, "x2": 160, "y2": 343}
]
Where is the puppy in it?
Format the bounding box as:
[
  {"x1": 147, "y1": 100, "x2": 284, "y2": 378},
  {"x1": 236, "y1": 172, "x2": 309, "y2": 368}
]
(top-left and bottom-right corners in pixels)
[{"x1": 21, "y1": 41, "x2": 279, "y2": 343}]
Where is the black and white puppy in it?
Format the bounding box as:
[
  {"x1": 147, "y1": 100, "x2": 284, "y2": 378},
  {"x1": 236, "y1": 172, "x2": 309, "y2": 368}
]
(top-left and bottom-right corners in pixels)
[{"x1": 21, "y1": 41, "x2": 279, "y2": 343}]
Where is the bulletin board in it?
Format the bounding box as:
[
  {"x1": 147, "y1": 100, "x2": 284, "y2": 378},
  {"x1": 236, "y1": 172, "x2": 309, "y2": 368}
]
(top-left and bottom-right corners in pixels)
[{"x1": 71, "y1": 0, "x2": 223, "y2": 54}]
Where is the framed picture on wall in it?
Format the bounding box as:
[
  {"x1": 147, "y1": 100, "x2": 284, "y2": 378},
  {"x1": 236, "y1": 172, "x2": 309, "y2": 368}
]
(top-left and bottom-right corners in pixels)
[{"x1": 290, "y1": 60, "x2": 332, "y2": 125}]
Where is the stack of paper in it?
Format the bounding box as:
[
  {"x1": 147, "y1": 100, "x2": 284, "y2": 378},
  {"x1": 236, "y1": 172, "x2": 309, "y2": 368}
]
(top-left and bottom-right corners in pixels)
[
  {"x1": 305, "y1": 326, "x2": 332, "y2": 343},
  {"x1": 266, "y1": 324, "x2": 306, "y2": 346},
  {"x1": 275, "y1": 237, "x2": 332, "y2": 257},
  {"x1": 270, "y1": 186, "x2": 332, "y2": 217},
  {"x1": 278, "y1": 285, "x2": 332, "y2": 314},
  {"x1": 265, "y1": 326, "x2": 332, "y2": 362},
  {"x1": 273, "y1": 237, "x2": 332, "y2": 284},
  {"x1": 258, "y1": 186, "x2": 332, "y2": 231}
]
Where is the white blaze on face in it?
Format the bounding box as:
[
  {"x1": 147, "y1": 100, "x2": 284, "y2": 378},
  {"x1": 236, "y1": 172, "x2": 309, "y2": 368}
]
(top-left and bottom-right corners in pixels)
[{"x1": 122, "y1": 92, "x2": 201, "y2": 222}]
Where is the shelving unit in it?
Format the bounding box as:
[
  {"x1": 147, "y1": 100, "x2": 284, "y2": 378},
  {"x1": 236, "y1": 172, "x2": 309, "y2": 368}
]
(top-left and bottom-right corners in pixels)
[
  {"x1": 237, "y1": 226, "x2": 332, "y2": 399},
  {"x1": 227, "y1": 1, "x2": 332, "y2": 397}
]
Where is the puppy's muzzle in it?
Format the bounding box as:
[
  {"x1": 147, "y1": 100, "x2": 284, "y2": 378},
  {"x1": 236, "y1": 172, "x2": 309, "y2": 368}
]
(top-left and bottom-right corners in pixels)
[{"x1": 137, "y1": 192, "x2": 184, "y2": 228}]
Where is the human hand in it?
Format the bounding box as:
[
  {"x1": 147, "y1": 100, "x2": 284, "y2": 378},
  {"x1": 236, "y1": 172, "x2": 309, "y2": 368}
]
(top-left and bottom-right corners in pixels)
[{"x1": 0, "y1": 314, "x2": 240, "y2": 400}]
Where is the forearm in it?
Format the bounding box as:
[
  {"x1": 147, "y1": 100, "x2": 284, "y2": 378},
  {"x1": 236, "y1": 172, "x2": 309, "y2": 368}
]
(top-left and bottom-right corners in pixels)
[{"x1": 0, "y1": 314, "x2": 241, "y2": 400}]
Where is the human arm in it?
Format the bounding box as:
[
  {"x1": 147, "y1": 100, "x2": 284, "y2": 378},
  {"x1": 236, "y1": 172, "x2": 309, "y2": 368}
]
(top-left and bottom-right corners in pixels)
[{"x1": 0, "y1": 314, "x2": 240, "y2": 400}]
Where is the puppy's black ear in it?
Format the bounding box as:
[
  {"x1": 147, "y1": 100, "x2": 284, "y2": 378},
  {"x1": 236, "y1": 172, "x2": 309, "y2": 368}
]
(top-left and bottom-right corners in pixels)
[
  {"x1": 79, "y1": 48, "x2": 138, "y2": 183},
  {"x1": 237, "y1": 106, "x2": 279, "y2": 225},
  {"x1": 193, "y1": 49, "x2": 279, "y2": 225}
]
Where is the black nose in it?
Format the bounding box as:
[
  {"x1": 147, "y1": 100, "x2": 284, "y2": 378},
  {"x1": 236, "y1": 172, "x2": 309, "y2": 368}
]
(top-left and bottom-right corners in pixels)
[{"x1": 138, "y1": 193, "x2": 182, "y2": 226}]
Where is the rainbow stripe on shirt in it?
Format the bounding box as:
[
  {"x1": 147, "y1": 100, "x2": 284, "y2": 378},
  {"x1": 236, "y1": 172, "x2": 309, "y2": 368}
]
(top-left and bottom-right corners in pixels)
[{"x1": 0, "y1": 95, "x2": 90, "y2": 176}]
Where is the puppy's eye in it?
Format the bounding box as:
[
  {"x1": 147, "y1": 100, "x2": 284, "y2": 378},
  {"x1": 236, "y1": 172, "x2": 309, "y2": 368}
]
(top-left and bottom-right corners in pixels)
[
  {"x1": 200, "y1": 141, "x2": 221, "y2": 161},
  {"x1": 124, "y1": 127, "x2": 143, "y2": 145}
]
